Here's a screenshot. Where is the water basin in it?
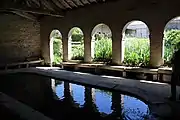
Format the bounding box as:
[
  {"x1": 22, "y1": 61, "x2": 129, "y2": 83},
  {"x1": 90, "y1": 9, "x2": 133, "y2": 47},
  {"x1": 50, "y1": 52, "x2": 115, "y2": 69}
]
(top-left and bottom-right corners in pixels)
[{"x1": 0, "y1": 73, "x2": 157, "y2": 120}]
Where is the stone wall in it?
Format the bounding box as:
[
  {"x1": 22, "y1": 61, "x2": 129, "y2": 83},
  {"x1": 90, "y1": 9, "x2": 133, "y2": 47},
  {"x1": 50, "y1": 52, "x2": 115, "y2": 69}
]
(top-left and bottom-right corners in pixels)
[{"x1": 0, "y1": 13, "x2": 40, "y2": 64}]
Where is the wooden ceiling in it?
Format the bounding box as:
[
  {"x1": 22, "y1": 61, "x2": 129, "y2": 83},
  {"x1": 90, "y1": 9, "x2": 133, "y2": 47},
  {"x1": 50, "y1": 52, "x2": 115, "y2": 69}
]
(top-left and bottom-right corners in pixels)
[
  {"x1": 0, "y1": 0, "x2": 110, "y2": 19},
  {"x1": 0, "y1": 0, "x2": 165, "y2": 20}
]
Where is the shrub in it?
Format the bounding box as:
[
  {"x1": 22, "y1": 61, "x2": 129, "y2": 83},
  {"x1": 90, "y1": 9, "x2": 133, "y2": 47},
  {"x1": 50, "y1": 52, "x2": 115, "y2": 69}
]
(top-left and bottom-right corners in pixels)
[
  {"x1": 94, "y1": 38, "x2": 112, "y2": 62},
  {"x1": 71, "y1": 43, "x2": 84, "y2": 60},
  {"x1": 123, "y1": 38, "x2": 150, "y2": 66},
  {"x1": 53, "y1": 38, "x2": 63, "y2": 64},
  {"x1": 164, "y1": 30, "x2": 180, "y2": 66}
]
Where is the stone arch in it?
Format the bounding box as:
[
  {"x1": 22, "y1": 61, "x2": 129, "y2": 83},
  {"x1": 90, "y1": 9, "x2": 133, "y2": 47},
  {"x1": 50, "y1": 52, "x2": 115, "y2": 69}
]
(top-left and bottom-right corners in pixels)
[
  {"x1": 122, "y1": 20, "x2": 150, "y2": 66},
  {"x1": 49, "y1": 29, "x2": 62, "y2": 66},
  {"x1": 163, "y1": 16, "x2": 180, "y2": 65},
  {"x1": 68, "y1": 27, "x2": 84, "y2": 60},
  {"x1": 91, "y1": 23, "x2": 112, "y2": 62}
]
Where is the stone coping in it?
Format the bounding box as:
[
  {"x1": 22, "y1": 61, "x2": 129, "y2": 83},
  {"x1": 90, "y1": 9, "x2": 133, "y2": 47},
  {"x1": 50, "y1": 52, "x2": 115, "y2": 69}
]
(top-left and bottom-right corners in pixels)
[{"x1": 62, "y1": 62, "x2": 171, "y2": 74}]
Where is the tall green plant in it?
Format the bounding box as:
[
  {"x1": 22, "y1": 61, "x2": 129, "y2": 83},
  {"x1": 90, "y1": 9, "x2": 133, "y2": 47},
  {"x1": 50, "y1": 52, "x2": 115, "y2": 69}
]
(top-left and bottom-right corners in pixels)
[
  {"x1": 164, "y1": 30, "x2": 180, "y2": 65},
  {"x1": 71, "y1": 43, "x2": 84, "y2": 60},
  {"x1": 124, "y1": 38, "x2": 150, "y2": 66},
  {"x1": 53, "y1": 38, "x2": 63, "y2": 64},
  {"x1": 94, "y1": 38, "x2": 112, "y2": 62}
]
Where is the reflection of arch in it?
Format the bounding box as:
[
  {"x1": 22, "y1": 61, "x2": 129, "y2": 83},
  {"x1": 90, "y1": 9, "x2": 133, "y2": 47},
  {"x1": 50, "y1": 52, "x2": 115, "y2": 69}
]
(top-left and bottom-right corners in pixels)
[
  {"x1": 71, "y1": 84, "x2": 85, "y2": 107},
  {"x1": 163, "y1": 16, "x2": 180, "y2": 64},
  {"x1": 91, "y1": 23, "x2": 112, "y2": 59},
  {"x1": 49, "y1": 30, "x2": 62, "y2": 66},
  {"x1": 68, "y1": 27, "x2": 84, "y2": 60},
  {"x1": 122, "y1": 21, "x2": 150, "y2": 66}
]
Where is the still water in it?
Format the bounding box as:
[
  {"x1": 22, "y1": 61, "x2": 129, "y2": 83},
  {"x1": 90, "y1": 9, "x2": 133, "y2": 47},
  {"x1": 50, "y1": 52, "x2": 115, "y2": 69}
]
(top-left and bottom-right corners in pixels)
[{"x1": 0, "y1": 73, "x2": 156, "y2": 120}]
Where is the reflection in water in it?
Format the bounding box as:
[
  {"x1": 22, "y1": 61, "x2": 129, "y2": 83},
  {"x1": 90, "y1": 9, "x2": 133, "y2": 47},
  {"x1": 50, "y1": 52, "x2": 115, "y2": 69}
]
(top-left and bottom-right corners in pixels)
[
  {"x1": 123, "y1": 96, "x2": 150, "y2": 120},
  {"x1": 83, "y1": 87, "x2": 98, "y2": 112},
  {"x1": 63, "y1": 82, "x2": 74, "y2": 106},
  {"x1": 111, "y1": 92, "x2": 123, "y2": 119},
  {"x1": 55, "y1": 80, "x2": 64, "y2": 99},
  {"x1": 71, "y1": 84, "x2": 85, "y2": 107},
  {"x1": 0, "y1": 73, "x2": 154, "y2": 120},
  {"x1": 95, "y1": 89, "x2": 112, "y2": 114},
  {"x1": 54, "y1": 79, "x2": 151, "y2": 119}
]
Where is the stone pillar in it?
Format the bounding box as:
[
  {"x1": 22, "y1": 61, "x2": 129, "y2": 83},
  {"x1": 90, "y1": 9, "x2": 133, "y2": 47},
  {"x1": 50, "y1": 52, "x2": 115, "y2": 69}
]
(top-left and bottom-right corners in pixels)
[
  {"x1": 40, "y1": 27, "x2": 51, "y2": 65},
  {"x1": 150, "y1": 29, "x2": 164, "y2": 67},
  {"x1": 49, "y1": 38, "x2": 54, "y2": 67},
  {"x1": 62, "y1": 36, "x2": 69, "y2": 62},
  {"x1": 84, "y1": 30, "x2": 92, "y2": 63},
  {"x1": 112, "y1": 29, "x2": 124, "y2": 65}
]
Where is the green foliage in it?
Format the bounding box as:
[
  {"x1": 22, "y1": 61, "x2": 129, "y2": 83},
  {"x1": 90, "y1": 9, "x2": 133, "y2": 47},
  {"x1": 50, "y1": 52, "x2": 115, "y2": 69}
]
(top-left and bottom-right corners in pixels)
[
  {"x1": 51, "y1": 29, "x2": 180, "y2": 67},
  {"x1": 123, "y1": 38, "x2": 150, "y2": 66},
  {"x1": 70, "y1": 27, "x2": 84, "y2": 60},
  {"x1": 53, "y1": 38, "x2": 63, "y2": 64},
  {"x1": 51, "y1": 30, "x2": 62, "y2": 39},
  {"x1": 71, "y1": 28, "x2": 84, "y2": 42},
  {"x1": 94, "y1": 38, "x2": 112, "y2": 62},
  {"x1": 71, "y1": 43, "x2": 84, "y2": 60},
  {"x1": 164, "y1": 30, "x2": 180, "y2": 65}
]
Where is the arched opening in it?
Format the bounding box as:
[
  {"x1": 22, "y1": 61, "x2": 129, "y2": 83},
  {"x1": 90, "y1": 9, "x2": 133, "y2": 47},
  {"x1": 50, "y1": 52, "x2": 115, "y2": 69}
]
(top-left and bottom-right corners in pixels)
[
  {"x1": 122, "y1": 21, "x2": 150, "y2": 66},
  {"x1": 163, "y1": 17, "x2": 180, "y2": 66},
  {"x1": 50, "y1": 30, "x2": 62, "y2": 66},
  {"x1": 68, "y1": 27, "x2": 84, "y2": 61},
  {"x1": 91, "y1": 24, "x2": 112, "y2": 63}
]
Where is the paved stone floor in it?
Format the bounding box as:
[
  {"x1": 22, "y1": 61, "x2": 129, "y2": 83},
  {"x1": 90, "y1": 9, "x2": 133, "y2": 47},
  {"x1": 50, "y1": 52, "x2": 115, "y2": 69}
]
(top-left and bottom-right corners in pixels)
[{"x1": 1, "y1": 67, "x2": 180, "y2": 119}]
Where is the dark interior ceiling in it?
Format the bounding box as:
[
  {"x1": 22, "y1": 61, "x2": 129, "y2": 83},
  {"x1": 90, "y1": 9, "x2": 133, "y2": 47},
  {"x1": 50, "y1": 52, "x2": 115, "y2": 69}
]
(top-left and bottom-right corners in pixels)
[
  {"x1": 0, "y1": 0, "x2": 173, "y2": 21},
  {"x1": 0, "y1": 0, "x2": 113, "y2": 20}
]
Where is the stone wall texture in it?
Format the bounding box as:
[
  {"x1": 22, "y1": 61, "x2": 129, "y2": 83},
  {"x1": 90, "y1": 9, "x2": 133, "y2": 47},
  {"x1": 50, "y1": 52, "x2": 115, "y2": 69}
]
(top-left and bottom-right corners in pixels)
[{"x1": 0, "y1": 13, "x2": 40, "y2": 64}]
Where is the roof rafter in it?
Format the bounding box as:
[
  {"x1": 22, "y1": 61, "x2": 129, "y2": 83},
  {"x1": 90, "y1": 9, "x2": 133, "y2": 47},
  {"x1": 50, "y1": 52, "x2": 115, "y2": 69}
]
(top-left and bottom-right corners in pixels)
[
  {"x1": 11, "y1": 11, "x2": 37, "y2": 21},
  {"x1": 57, "y1": 0, "x2": 72, "y2": 9},
  {"x1": 2, "y1": 8, "x2": 64, "y2": 17},
  {"x1": 66, "y1": 0, "x2": 78, "y2": 8}
]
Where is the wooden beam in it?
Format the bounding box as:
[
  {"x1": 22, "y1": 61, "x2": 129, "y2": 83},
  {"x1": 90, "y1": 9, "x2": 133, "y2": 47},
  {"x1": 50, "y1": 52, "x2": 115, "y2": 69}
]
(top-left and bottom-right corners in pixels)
[
  {"x1": 80, "y1": 0, "x2": 90, "y2": 4},
  {"x1": 0, "y1": 9, "x2": 37, "y2": 21},
  {"x1": 4, "y1": 8, "x2": 65, "y2": 17},
  {"x1": 66, "y1": 0, "x2": 78, "y2": 8},
  {"x1": 72, "y1": 0, "x2": 84, "y2": 6},
  {"x1": 57, "y1": 0, "x2": 72, "y2": 9},
  {"x1": 11, "y1": 11, "x2": 37, "y2": 21},
  {"x1": 50, "y1": 0, "x2": 66, "y2": 10}
]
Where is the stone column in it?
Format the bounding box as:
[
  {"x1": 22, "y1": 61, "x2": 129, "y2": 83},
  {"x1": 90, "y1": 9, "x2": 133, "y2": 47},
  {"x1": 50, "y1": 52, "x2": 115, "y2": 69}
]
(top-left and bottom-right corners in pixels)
[
  {"x1": 49, "y1": 38, "x2": 54, "y2": 67},
  {"x1": 84, "y1": 30, "x2": 93, "y2": 63},
  {"x1": 112, "y1": 29, "x2": 124, "y2": 65},
  {"x1": 62, "y1": 36, "x2": 69, "y2": 62},
  {"x1": 150, "y1": 29, "x2": 164, "y2": 67},
  {"x1": 40, "y1": 26, "x2": 51, "y2": 65}
]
